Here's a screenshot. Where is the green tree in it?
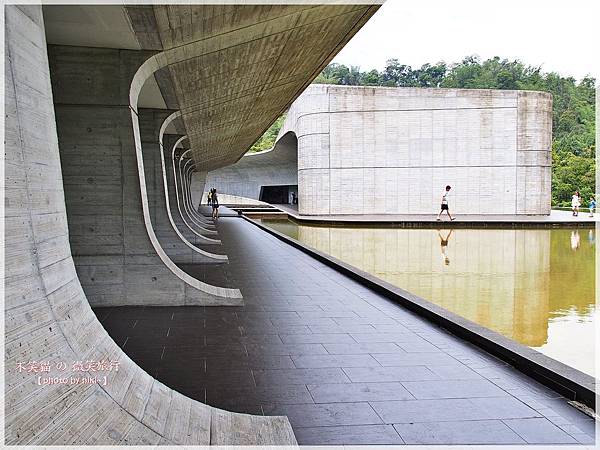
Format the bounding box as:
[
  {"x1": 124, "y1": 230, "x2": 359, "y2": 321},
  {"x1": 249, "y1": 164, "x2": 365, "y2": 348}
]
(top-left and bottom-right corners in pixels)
[{"x1": 247, "y1": 114, "x2": 286, "y2": 153}]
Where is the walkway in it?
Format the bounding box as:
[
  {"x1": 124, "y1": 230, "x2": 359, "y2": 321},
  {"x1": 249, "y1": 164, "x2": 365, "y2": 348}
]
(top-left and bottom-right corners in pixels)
[
  {"x1": 273, "y1": 204, "x2": 595, "y2": 226},
  {"x1": 94, "y1": 217, "x2": 595, "y2": 445}
]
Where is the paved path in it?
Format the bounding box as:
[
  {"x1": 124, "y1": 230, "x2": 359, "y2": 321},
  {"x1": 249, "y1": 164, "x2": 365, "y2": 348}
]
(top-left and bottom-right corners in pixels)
[
  {"x1": 274, "y1": 204, "x2": 595, "y2": 226},
  {"x1": 95, "y1": 217, "x2": 595, "y2": 445}
]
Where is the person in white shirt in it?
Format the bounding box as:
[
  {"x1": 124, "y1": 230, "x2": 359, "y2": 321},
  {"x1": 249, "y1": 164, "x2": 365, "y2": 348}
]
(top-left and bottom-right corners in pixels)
[{"x1": 436, "y1": 185, "x2": 455, "y2": 221}]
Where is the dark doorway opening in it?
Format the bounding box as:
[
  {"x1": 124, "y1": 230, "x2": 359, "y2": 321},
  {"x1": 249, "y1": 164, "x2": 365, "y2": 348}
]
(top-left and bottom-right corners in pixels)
[{"x1": 260, "y1": 185, "x2": 289, "y2": 204}]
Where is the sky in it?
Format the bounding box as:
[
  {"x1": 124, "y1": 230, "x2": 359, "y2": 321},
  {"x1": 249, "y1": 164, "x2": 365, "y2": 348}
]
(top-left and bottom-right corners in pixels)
[{"x1": 333, "y1": 0, "x2": 599, "y2": 81}]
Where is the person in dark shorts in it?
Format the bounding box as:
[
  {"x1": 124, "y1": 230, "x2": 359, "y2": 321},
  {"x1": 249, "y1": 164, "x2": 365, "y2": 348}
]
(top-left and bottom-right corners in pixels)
[
  {"x1": 211, "y1": 189, "x2": 219, "y2": 219},
  {"x1": 436, "y1": 185, "x2": 455, "y2": 221}
]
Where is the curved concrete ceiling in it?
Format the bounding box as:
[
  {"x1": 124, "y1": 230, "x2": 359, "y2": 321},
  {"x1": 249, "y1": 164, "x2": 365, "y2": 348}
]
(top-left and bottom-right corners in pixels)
[{"x1": 44, "y1": 4, "x2": 381, "y2": 172}]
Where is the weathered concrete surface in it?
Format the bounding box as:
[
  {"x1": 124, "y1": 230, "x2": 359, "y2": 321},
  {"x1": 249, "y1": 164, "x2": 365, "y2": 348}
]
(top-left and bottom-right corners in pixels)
[
  {"x1": 143, "y1": 118, "x2": 224, "y2": 265},
  {"x1": 127, "y1": 5, "x2": 381, "y2": 172},
  {"x1": 50, "y1": 45, "x2": 240, "y2": 306},
  {"x1": 4, "y1": 5, "x2": 296, "y2": 445},
  {"x1": 207, "y1": 85, "x2": 552, "y2": 215},
  {"x1": 295, "y1": 85, "x2": 552, "y2": 215},
  {"x1": 202, "y1": 131, "x2": 298, "y2": 203},
  {"x1": 160, "y1": 135, "x2": 223, "y2": 251}
]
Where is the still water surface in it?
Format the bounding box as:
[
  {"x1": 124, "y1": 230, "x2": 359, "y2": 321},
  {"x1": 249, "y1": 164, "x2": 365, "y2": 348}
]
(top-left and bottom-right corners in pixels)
[{"x1": 260, "y1": 219, "x2": 596, "y2": 376}]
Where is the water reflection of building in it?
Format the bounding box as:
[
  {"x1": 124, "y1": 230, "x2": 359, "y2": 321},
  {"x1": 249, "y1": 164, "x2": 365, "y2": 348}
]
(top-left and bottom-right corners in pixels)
[{"x1": 298, "y1": 226, "x2": 551, "y2": 346}]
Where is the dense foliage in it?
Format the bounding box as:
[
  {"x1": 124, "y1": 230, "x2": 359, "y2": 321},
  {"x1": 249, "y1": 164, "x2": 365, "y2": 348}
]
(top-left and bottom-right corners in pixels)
[
  {"x1": 248, "y1": 114, "x2": 286, "y2": 153},
  {"x1": 252, "y1": 56, "x2": 596, "y2": 207}
]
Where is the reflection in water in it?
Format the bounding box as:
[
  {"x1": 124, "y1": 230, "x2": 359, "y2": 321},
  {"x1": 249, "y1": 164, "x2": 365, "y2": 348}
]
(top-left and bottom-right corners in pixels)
[
  {"x1": 571, "y1": 230, "x2": 580, "y2": 251},
  {"x1": 437, "y1": 229, "x2": 453, "y2": 265},
  {"x1": 260, "y1": 220, "x2": 596, "y2": 376}
]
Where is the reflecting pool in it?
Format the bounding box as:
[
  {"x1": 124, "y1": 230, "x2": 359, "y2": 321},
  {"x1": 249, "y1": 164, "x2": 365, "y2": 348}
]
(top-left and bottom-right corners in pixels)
[{"x1": 259, "y1": 219, "x2": 596, "y2": 376}]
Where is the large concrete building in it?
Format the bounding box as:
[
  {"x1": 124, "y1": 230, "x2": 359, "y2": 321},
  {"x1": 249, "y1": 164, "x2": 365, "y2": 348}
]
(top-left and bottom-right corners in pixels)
[
  {"x1": 4, "y1": 4, "x2": 379, "y2": 445},
  {"x1": 205, "y1": 84, "x2": 553, "y2": 215},
  {"x1": 6, "y1": 4, "x2": 594, "y2": 448}
]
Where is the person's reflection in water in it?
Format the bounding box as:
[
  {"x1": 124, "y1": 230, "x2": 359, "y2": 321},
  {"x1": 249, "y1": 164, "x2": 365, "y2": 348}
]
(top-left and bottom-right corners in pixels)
[
  {"x1": 570, "y1": 230, "x2": 580, "y2": 251},
  {"x1": 588, "y1": 229, "x2": 595, "y2": 247},
  {"x1": 437, "y1": 229, "x2": 454, "y2": 265}
]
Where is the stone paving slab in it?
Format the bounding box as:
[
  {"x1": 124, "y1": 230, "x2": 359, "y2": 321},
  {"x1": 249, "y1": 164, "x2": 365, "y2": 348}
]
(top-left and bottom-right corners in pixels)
[{"x1": 94, "y1": 216, "x2": 596, "y2": 445}]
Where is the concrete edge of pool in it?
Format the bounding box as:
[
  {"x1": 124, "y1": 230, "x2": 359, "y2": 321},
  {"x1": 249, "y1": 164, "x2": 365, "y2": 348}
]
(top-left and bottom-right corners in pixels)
[
  {"x1": 243, "y1": 215, "x2": 596, "y2": 411},
  {"x1": 259, "y1": 205, "x2": 597, "y2": 229}
]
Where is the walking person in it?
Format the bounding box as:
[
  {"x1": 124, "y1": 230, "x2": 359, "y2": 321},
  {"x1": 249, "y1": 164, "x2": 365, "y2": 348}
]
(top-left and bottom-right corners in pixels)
[
  {"x1": 211, "y1": 189, "x2": 220, "y2": 219},
  {"x1": 588, "y1": 195, "x2": 596, "y2": 217},
  {"x1": 571, "y1": 191, "x2": 581, "y2": 216},
  {"x1": 436, "y1": 185, "x2": 455, "y2": 221},
  {"x1": 207, "y1": 189, "x2": 212, "y2": 206}
]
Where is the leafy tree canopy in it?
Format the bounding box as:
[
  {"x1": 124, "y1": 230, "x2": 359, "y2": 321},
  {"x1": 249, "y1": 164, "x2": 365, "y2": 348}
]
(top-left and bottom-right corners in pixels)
[{"x1": 247, "y1": 114, "x2": 286, "y2": 154}]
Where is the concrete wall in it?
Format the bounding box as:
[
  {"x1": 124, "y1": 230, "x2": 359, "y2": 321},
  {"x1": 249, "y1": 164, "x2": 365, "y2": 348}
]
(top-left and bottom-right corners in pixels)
[
  {"x1": 207, "y1": 85, "x2": 552, "y2": 215},
  {"x1": 4, "y1": 6, "x2": 295, "y2": 445},
  {"x1": 50, "y1": 45, "x2": 237, "y2": 306},
  {"x1": 202, "y1": 132, "x2": 298, "y2": 203},
  {"x1": 296, "y1": 85, "x2": 552, "y2": 215}
]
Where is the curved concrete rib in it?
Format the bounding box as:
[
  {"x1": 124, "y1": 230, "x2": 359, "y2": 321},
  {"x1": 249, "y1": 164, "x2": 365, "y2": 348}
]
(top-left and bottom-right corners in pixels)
[
  {"x1": 129, "y1": 56, "x2": 242, "y2": 303},
  {"x1": 160, "y1": 114, "x2": 217, "y2": 232},
  {"x1": 171, "y1": 145, "x2": 216, "y2": 230},
  {"x1": 174, "y1": 146, "x2": 217, "y2": 236},
  {"x1": 183, "y1": 160, "x2": 200, "y2": 217},
  {"x1": 181, "y1": 157, "x2": 204, "y2": 222},
  {"x1": 181, "y1": 159, "x2": 214, "y2": 223},
  {"x1": 159, "y1": 139, "x2": 226, "y2": 261},
  {"x1": 185, "y1": 165, "x2": 213, "y2": 219},
  {"x1": 158, "y1": 114, "x2": 222, "y2": 250},
  {"x1": 184, "y1": 165, "x2": 211, "y2": 219},
  {"x1": 170, "y1": 139, "x2": 216, "y2": 230},
  {"x1": 5, "y1": 5, "x2": 294, "y2": 445},
  {"x1": 177, "y1": 151, "x2": 216, "y2": 227},
  {"x1": 173, "y1": 149, "x2": 216, "y2": 234}
]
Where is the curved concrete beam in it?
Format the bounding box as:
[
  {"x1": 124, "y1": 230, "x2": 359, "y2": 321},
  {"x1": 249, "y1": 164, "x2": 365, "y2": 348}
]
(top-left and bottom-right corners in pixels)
[
  {"x1": 127, "y1": 4, "x2": 380, "y2": 170},
  {"x1": 165, "y1": 121, "x2": 217, "y2": 230},
  {"x1": 129, "y1": 52, "x2": 242, "y2": 303},
  {"x1": 172, "y1": 141, "x2": 216, "y2": 232},
  {"x1": 159, "y1": 114, "x2": 222, "y2": 247},
  {"x1": 183, "y1": 160, "x2": 199, "y2": 216},
  {"x1": 185, "y1": 165, "x2": 212, "y2": 219},
  {"x1": 160, "y1": 115, "x2": 216, "y2": 233},
  {"x1": 177, "y1": 151, "x2": 216, "y2": 230},
  {"x1": 162, "y1": 138, "x2": 226, "y2": 260},
  {"x1": 179, "y1": 152, "x2": 218, "y2": 225},
  {"x1": 181, "y1": 159, "x2": 213, "y2": 223},
  {"x1": 171, "y1": 145, "x2": 220, "y2": 241}
]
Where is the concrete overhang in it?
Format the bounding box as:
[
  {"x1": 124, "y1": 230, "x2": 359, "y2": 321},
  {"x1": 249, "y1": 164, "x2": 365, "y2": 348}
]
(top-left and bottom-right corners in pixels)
[{"x1": 43, "y1": 4, "x2": 382, "y2": 171}]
